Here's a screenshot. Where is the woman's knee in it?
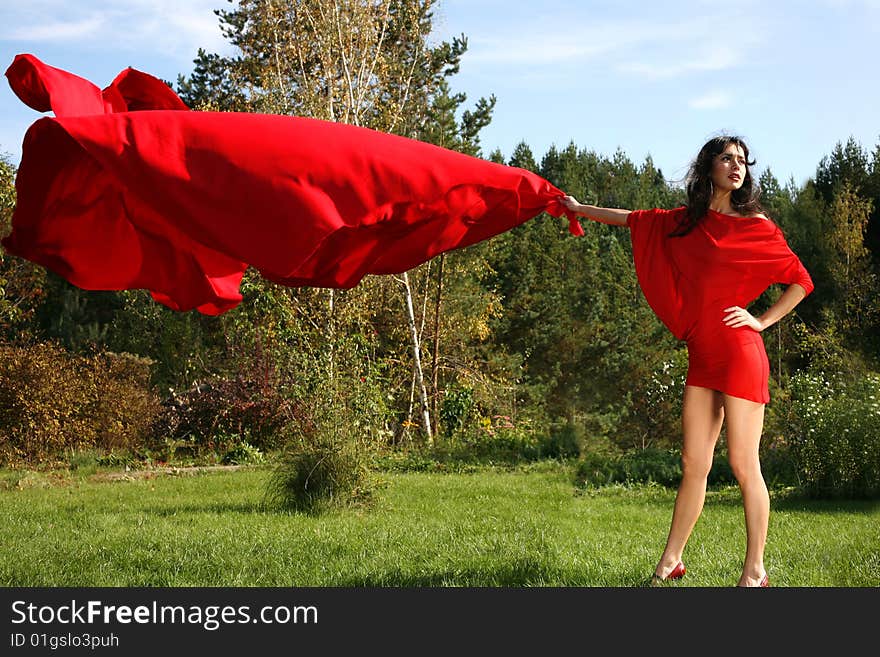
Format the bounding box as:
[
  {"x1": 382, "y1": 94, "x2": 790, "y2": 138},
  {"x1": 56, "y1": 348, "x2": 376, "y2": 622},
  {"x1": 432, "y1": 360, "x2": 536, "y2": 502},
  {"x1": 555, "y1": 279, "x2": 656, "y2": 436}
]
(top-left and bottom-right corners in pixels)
[
  {"x1": 723, "y1": 394, "x2": 766, "y2": 483},
  {"x1": 681, "y1": 451, "x2": 713, "y2": 479},
  {"x1": 680, "y1": 387, "x2": 723, "y2": 479},
  {"x1": 728, "y1": 454, "x2": 762, "y2": 483}
]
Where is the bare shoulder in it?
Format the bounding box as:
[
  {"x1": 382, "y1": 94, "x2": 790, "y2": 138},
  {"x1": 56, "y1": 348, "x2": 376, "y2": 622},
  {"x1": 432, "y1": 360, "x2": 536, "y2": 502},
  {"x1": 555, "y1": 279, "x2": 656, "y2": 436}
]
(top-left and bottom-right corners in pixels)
[{"x1": 752, "y1": 212, "x2": 769, "y2": 220}]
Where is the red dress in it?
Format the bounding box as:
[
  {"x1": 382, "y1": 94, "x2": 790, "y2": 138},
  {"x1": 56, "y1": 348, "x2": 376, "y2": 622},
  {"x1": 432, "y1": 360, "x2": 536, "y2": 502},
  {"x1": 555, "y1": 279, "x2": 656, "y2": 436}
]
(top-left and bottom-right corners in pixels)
[
  {"x1": 627, "y1": 206, "x2": 815, "y2": 404},
  {"x1": 1, "y1": 54, "x2": 578, "y2": 315}
]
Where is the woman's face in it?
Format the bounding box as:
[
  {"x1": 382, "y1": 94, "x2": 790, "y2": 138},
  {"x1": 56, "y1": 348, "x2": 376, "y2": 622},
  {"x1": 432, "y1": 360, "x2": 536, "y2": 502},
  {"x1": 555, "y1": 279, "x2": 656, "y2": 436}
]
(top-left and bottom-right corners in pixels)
[{"x1": 711, "y1": 142, "x2": 747, "y2": 194}]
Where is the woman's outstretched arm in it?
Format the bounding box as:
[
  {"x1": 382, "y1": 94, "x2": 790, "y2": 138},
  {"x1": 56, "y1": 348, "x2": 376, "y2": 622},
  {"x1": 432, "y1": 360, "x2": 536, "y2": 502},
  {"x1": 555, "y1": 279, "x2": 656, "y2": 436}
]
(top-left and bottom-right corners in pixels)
[{"x1": 559, "y1": 195, "x2": 631, "y2": 226}]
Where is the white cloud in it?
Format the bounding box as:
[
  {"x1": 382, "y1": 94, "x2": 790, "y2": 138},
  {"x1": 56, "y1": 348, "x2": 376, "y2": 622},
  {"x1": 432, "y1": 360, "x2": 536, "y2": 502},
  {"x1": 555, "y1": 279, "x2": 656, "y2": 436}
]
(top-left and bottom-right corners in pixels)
[
  {"x1": 467, "y1": 39, "x2": 610, "y2": 65},
  {"x1": 617, "y1": 49, "x2": 739, "y2": 80},
  {"x1": 0, "y1": 1, "x2": 229, "y2": 60},
  {"x1": 821, "y1": 0, "x2": 880, "y2": 7},
  {"x1": 451, "y1": 11, "x2": 766, "y2": 81},
  {"x1": 688, "y1": 90, "x2": 732, "y2": 110},
  {"x1": 5, "y1": 17, "x2": 104, "y2": 41},
  {"x1": 465, "y1": 19, "x2": 672, "y2": 66}
]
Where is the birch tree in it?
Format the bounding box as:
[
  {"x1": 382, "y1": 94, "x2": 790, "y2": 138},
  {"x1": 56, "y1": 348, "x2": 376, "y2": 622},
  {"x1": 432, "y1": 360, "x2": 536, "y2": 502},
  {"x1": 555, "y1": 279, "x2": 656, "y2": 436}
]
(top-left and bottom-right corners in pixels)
[
  {"x1": 828, "y1": 183, "x2": 876, "y2": 334},
  {"x1": 178, "y1": 0, "x2": 494, "y2": 440}
]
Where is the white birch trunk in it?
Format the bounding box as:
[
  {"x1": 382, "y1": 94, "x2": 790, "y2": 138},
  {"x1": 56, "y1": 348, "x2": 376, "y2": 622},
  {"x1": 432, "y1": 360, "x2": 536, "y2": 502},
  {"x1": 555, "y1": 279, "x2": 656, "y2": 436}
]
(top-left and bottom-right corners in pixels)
[{"x1": 401, "y1": 271, "x2": 433, "y2": 444}]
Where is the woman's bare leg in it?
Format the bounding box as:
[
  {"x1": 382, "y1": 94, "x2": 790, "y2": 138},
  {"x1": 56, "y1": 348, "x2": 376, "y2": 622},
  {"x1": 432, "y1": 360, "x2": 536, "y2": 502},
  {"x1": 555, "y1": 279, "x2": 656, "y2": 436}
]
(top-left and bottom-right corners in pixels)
[
  {"x1": 723, "y1": 393, "x2": 769, "y2": 586},
  {"x1": 654, "y1": 385, "x2": 725, "y2": 578}
]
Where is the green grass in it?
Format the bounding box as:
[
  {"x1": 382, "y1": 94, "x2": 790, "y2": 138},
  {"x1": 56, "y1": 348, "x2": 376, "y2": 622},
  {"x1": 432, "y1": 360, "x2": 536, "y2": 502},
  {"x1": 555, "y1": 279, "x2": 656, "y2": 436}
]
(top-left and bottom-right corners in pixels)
[{"x1": 0, "y1": 463, "x2": 877, "y2": 586}]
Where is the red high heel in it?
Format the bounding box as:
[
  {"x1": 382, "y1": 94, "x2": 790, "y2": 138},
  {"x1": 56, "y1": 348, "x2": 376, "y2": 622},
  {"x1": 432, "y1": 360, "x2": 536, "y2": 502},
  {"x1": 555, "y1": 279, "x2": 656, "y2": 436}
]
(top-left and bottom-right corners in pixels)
[{"x1": 651, "y1": 561, "x2": 686, "y2": 585}]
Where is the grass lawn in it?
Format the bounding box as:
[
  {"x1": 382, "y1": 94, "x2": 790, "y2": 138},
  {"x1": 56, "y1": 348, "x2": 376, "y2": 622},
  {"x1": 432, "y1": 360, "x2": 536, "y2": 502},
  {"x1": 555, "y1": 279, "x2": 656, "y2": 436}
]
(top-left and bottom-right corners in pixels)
[{"x1": 1, "y1": 462, "x2": 877, "y2": 587}]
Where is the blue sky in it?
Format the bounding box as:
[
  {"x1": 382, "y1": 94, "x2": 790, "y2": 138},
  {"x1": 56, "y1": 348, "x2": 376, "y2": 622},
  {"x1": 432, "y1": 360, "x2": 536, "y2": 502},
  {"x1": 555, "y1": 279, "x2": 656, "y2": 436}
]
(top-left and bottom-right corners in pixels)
[{"x1": 1, "y1": 0, "x2": 878, "y2": 191}]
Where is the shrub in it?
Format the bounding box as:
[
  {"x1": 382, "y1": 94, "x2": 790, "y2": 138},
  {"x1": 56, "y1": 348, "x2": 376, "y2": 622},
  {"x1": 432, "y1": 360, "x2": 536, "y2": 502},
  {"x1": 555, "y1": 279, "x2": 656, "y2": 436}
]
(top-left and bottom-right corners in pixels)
[
  {"x1": 573, "y1": 452, "x2": 621, "y2": 488},
  {"x1": 91, "y1": 350, "x2": 162, "y2": 453},
  {"x1": 708, "y1": 454, "x2": 736, "y2": 486},
  {"x1": 440, "y1": 386, "x2": 476, "y2": 438},
  {"x1": 0, "y1": 340, "x2": 90, "y2": 463},
  {"x1": 786, "y1": 370, "x2": 880, "y2": 498},
  {"x1": 613, "y1": 349, "x2": 688, "y2": 451},
  {"x1": 574, "y1": 448, "x2": 681, "y2": 488},
  {"x1": 757, "y1": 429, "x2": 800, "y2": 488},
  {"x1": 221, "y1": 439, "x2": 264, "y2": 465},
  {"x1": 617, "y1": 448, "x2": 683, "y2": 487},
  {"x1": 150, "y1": 374, "x2": 297, "y2": 454},
  {"x1": 381, "y1": 416, "x2": 583, "y2": 468},
  {"x1": 0, "y1": 341, "x2": 161, "y2": 465},
  {"x1": 439, "y1": 414, "x2": 574, "y2": 464},
  {"x1": 574, "y1": 447, "x2": 738, "y2": 489},
  {"x1": 542, "y1": 420, "x2": 584, "y2": 459},
  {"x1": 469, "y1": 415, "x2": 544, "y2": 460}
]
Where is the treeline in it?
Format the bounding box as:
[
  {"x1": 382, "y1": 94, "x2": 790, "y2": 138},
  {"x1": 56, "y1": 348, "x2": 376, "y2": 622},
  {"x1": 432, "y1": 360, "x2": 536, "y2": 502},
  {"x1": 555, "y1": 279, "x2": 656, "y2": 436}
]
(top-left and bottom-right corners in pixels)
[{"x1": 1, "y1": 1, "x2": 878, "y2": 498}]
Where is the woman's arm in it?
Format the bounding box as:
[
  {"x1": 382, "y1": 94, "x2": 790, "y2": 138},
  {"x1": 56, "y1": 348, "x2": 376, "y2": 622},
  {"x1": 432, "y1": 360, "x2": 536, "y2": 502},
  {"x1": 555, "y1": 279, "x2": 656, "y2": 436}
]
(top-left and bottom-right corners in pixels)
[
  {"x1": 559, "y1": 195, "x2": 631, "y2": 226},
  {"x1": 756, "y1": 284, "x2": 808, "y2": 332}
]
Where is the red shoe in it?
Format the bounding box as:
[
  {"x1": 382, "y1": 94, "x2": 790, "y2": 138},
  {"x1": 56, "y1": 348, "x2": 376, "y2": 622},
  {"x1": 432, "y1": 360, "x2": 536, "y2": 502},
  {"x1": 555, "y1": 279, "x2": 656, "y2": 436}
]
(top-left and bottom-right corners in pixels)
[{"x1": 651, "y1": 561, "x2": 686, "y2": 585}]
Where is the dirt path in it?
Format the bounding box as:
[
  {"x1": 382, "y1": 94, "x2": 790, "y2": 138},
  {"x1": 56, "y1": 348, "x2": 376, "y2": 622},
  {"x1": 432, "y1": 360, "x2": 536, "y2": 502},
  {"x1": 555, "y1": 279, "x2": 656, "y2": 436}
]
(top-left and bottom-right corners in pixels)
[{"x1": 90, "y1": 464, "x2": 249, "y2": 482}]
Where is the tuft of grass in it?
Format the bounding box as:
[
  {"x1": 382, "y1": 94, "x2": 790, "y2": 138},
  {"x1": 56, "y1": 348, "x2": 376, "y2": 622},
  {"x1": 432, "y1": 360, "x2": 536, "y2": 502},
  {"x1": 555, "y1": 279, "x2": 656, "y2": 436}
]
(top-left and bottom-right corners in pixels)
[{"x1": 263, "y1": 438, "x2": 374, "y2": 514}]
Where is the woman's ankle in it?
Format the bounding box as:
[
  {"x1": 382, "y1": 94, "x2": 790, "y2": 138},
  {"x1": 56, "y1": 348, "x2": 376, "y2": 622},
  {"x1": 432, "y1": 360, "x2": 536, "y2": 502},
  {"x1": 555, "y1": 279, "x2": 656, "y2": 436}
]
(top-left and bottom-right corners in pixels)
[{"x1": 655, "y1": 554, "x2": 683, "y2": 575}]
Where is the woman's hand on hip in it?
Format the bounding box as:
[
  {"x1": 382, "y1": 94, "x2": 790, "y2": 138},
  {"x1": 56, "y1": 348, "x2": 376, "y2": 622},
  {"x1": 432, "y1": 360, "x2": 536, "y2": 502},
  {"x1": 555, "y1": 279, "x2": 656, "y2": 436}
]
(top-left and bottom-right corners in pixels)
[{"x1": 722, "y1": 306, "x2": 764, "y2": 332}]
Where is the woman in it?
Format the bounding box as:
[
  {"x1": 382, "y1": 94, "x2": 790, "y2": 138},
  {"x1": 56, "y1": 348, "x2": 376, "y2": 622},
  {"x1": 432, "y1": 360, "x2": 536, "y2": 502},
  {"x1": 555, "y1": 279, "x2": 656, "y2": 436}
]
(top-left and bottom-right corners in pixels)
[{"x1": 560, "y1": 135, "x2": 814, "y2": 587}]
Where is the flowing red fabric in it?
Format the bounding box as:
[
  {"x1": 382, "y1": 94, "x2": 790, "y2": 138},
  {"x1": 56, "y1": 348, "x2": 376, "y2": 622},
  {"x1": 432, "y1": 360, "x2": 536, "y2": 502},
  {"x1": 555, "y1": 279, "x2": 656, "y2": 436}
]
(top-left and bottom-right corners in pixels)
[
  {"x1": 627, "y1": 206, "x2": 814, "y2": 403},
  {"x1": 2, "y1": 54, "x2": 578, "y2": 315}
]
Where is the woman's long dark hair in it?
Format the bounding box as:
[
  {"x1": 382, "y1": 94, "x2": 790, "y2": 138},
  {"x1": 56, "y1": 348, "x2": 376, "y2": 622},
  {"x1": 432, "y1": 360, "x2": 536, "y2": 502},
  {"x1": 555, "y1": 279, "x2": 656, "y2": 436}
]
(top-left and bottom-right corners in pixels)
[{"x1": 669, "y1": 135, "x2": 767, "y2": 237}]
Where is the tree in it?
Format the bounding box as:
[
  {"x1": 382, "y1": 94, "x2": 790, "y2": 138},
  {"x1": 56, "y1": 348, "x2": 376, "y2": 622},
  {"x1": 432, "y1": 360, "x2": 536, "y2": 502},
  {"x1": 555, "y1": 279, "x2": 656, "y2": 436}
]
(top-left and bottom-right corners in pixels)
[
  {"x1": 178, "y1": 0, "x2": 491, "y2": 137},
  {"x1": 826, "y1": 183, "x2": 877, "y2": 346},
  {"x1": 815, "y1": 137, "x2": 870, "y2": 203},
  {"x1": 483, "y1": 141, "x2": 686, "y2": 449},
  {"x1": 865, "y1": 139, "x2": 880, "y2": 263},
  {"x1": 177, "y1": 0, "x2": 498, "y2": 441},
  {"x1": 815, "y1": 136, "x2": 880, "y2": 266},
  {"x1": 0, "y1": 154, "x2": 47, "y2": 343},
  {"x1": 508, "y1": 141, "x2": 537, "y2": 172}
]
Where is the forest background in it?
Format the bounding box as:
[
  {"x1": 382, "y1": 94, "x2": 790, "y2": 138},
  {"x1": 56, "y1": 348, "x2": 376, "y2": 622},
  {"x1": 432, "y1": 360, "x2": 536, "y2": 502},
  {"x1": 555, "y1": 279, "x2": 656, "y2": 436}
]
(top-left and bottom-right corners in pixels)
[{"x1": 1, "y1": 0, "x2": 878, "y2": 502}]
